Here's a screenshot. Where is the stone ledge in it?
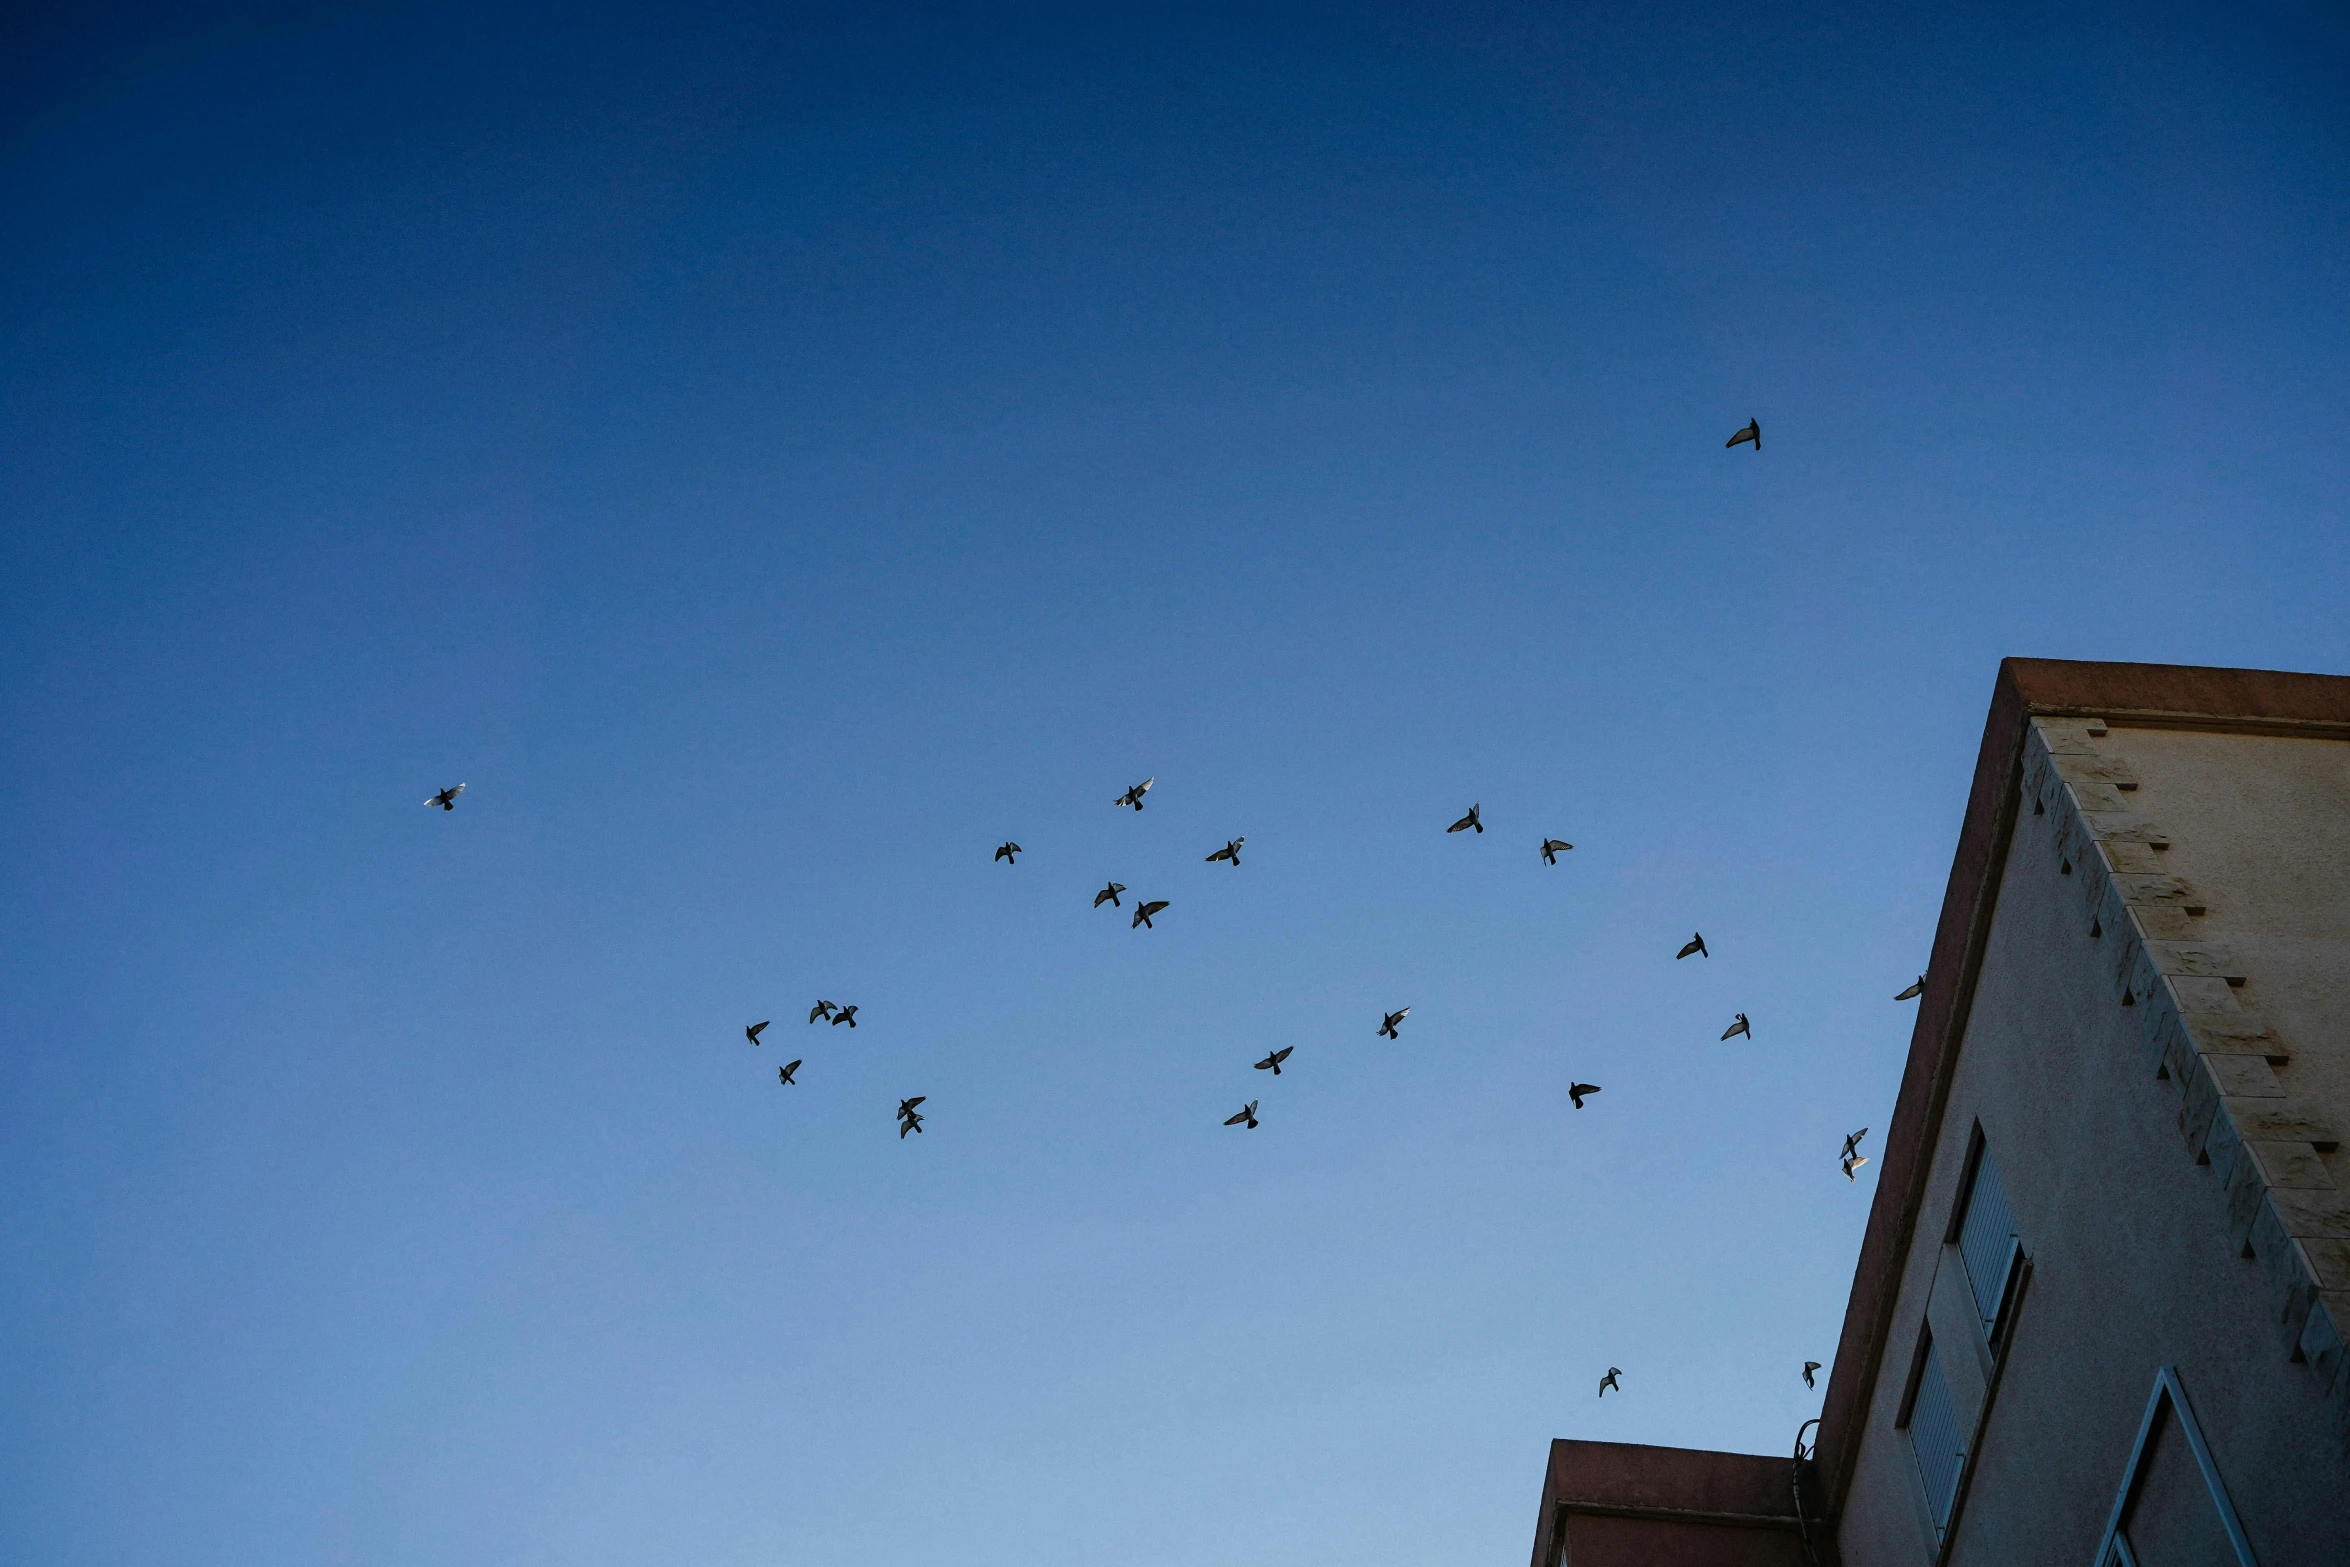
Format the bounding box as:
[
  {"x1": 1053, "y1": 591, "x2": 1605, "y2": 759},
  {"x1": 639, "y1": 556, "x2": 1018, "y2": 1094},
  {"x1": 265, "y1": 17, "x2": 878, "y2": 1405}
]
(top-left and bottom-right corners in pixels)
[
  {"x1": 2051, "y1": 752, "x2": 2144, "y2": 790},
  {"x1": 2293, "y1": 1291, "x2": 2350, "y2": 1447},
  {"x1": 2025, "y1": 717, "x2": 2349, "y2": 1453}
]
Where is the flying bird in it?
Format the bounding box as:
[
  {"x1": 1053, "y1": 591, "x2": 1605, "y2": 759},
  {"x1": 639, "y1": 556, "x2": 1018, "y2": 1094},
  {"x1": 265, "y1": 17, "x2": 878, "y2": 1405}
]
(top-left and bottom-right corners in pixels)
[
  {"x1": 1540, "y1": 838, "x2": 1573, "y2": 864},
  {"x1": 1447, "y1": 804, "x2": 1483, "y2": 834},
  {"x1": 1803, "y1": 1361, "x2": 1821, "y2": 1389},
  {"x1": 1721, "y1": 1013, "x2": 1751, "y2": 1041},
  {"x1": 1842, "y1": 1153, "x2": 1870, "y2": 1181},
  {"x1": 1841, "y1": 1128, "x2": 1868, "y2": 1161},
  {"x1": 1379, "y1": 1008, "x2": 1410, "y2": 1039},
  {"x1": 831, "y1": 1005, "x2": 858, "y2": 1028},
  {"x1": 425, "y1": 784, "x2": 466, "y2": 811},
  {"x1": 1131, "y1": 900, "x2": 1169, "y2": 930},
  {"x1": 995, "y1": 842, "x2": 1022, "y2": 864},
  {"x1": 1598, "y1": 1367, "x2": 1622, "y2": 1397},
  {"x1": 1205, "y1": 837, "x2": 1244, "y2": 866},
  {"x1": 1223, "y1": 1100, "x2": 1260, "y2": 1129},
  {"x1": 778, "y1": 1060, "x2": 800, "y2": 1085},
  {"x1": 745, "y1": 1021, "x2": 769, "y2": 1046},
  {"x1": 1568, "y1": 1081, "x2": 1601, "y2": 1109},
  {"x1": 900, "y1": 1111, "x2": 925, "y2": 1138},
  {"x1": 1895, "y1": 975, "x2": 1926, "y2": 1001},
  {"x1": 1254, "y1": 1047, "x2": 1294, "y2": 1076},
  {"x1": 1677, "y1": 933, "x2": 1709, "y2": 960},
  {"x1": 898, "y1": 1096, "x2": 926, "y2": 1120},
  {"x1": 1115, "y1": 778, "x2": 1155, "y2": 811},
  {"x1": 808, "y1": 1000, "x2": 836, "y2": 1024},
  {"x1": 1093, "y1": 882, "x2": 1126, "y2": 908},
  {"x1": 1727, "y1": 418, "x2": 1760, "y2": 450}
]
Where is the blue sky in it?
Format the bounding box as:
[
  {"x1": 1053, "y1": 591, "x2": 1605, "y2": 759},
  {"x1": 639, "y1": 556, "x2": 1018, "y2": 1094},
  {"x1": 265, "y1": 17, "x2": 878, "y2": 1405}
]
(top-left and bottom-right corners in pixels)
[{"x1": 3, "y1": 3, "x2": 2346, "y2": 1563}]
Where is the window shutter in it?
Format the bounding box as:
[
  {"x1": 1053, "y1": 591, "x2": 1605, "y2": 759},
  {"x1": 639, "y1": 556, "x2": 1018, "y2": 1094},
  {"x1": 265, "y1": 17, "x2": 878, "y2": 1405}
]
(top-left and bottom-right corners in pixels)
[
  {"x1": 1958, "y1": 1149, "x2": 2021, "y2": 1339},
  {"x1": 1908, "y1": 1336, "x2": 1966, "y2": 1534}
]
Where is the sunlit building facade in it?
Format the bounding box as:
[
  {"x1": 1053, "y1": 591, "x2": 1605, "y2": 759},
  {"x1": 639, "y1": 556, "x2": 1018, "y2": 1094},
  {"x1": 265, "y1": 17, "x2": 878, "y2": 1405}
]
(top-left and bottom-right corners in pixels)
[{"x1": 1530, "y1": 660, "x2": 2350, "y2": 1566}]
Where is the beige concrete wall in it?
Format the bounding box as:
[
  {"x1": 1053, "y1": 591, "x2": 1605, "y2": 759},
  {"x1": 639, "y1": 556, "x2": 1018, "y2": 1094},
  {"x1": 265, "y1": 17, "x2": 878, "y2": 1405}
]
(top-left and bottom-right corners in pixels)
[{"x1": 1837, "y1": 721, "x2": 2350, "y2": 1566}]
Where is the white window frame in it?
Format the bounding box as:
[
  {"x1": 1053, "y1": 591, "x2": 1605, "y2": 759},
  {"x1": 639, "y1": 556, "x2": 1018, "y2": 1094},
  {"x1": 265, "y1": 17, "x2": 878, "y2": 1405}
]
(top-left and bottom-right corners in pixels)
[{"x1": 2091, "y1": 1366, "x2": 2257, "y2": 1567}]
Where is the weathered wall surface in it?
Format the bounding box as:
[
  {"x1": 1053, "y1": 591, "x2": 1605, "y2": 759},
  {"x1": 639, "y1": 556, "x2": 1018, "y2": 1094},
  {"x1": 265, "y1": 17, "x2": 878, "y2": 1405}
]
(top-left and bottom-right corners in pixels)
[
  {"x1": 1528, "y1": 1440, "x2": 1831, "y2": 1567},
  {"x1": 1836, "y1": 719, "x2": 2350, "y2": 1566}
]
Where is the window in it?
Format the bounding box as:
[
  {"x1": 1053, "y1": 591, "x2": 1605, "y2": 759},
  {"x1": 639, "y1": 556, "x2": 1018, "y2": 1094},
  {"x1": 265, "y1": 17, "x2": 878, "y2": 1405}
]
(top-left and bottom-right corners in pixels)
[
  {"x1": 2093, "y1": 1368, "x2": 2256, "y2": 1567},
  {"x1": 1902, "y1": 1331, "x2": 1966, "y2": 1539},
  {"x1": 1955, "y1": 1134, "x2": 2024, "y2": 1344}
]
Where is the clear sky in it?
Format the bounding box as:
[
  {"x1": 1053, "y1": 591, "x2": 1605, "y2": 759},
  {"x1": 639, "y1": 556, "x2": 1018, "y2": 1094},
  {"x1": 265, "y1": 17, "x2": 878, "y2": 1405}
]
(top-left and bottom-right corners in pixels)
[{"x1": 3, "y1": 4, "x2": 2346, "y2": 1563}]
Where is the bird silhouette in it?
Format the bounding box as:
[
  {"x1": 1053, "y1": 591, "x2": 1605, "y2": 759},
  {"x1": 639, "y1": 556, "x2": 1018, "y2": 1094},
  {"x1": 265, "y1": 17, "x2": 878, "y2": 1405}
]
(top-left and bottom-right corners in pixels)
[
  {"x1": 778, "y1": 1060, "x2": 800, "y2": 1085},
  {"x1": 1115, "y1": 778, "x2": 1155, "y2": 811},
  {"x1": 995, "y1": 842, "x2": 1022, "y2": 864},
  {"x1": 1803, "y1": 1361, "x2": 1821, "y2": 1389},
  {"x1": 1224, "y1": 1100, "x2": 1260, "y2": 1129},
  {"x1": 1841, "y1": 1128, "x2": 1868, "y2": 1161},
  {"x1": 1131, "y1": 900, "x2": 1169, "y2": 930},
  {"x1": 1842, "y1": 1153, "x2": 1870, "y2": 1181},
  {"x1": 1895, "y1": 975, "x2": 1926, "y2": 1001},
  {"x1": 1727, "y1": 419, "x2": 1760, "y2": 450},
  {"x1": 1677, "y1": 933, "x2": 1709, "y2": 960},
  {"x1": 1379, "y1": 1008, "x2": 1410, "y2": 1039},
  {"x1": 1540, "y1": 838, "x2": 1573, "y2": 864},
  {"x1": 1093, "y1": 882, "x2": 1126, "y2": 908},
  {"x1": 425, "y1": 784, "x2": 466, "y2": 811},
  {"x1": 745, "y1": 1021, "x2": 769, "y2": 1046},
  {"x1": 900, "y1": 1112, "x2": 925, "y2": 1138},
  {"x1": 1254, "y1": 1047, "x2": 1293, "y2": 1075},
  {"x1": 1447, "y1": 804, "x2": 1483, "y2": 834},
  {"x1": 898, "y1": 1096, "x2": 926, "y2": 1119},
  {"x1": 808, "y1": 1000, "x2": 836, "y2": 1024},
  {"x1": 831, "y1": 1005, "x2": 858, "y2": 1028},
  {"x1": 1598, "y1": 1367, "x2": 1622, "y2": 1397},
  {"x1": 1568, "y1": 1081, "x2": 1601, "y2": 1109},
  {"x1": 1721, "y1": 1013, "x2": 1751, "y2": 1041},
  {"x1": 1205, "y1": 837, "x2": 1244, "y2": 866}
]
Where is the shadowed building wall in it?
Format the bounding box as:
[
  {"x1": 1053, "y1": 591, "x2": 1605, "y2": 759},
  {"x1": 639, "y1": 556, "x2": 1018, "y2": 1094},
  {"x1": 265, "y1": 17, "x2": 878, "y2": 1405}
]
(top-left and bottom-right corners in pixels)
[{"x1": 1528, "y1": 1441, "x2": 1832, "y2": 1567}]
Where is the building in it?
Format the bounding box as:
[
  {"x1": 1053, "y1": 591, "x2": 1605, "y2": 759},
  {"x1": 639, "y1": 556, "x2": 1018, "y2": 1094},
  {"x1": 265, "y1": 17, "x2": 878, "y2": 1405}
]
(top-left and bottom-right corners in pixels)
[{"x1": 1529, "y1": 659, "x2": 2350, "y2": 1567}]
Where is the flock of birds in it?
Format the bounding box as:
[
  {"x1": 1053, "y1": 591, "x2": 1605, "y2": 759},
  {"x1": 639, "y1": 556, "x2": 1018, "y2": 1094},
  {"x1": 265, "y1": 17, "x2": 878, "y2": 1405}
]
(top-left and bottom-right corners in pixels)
[{"x1": 424, "y1": 417, "x2": 1919, "y2": 1402}]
